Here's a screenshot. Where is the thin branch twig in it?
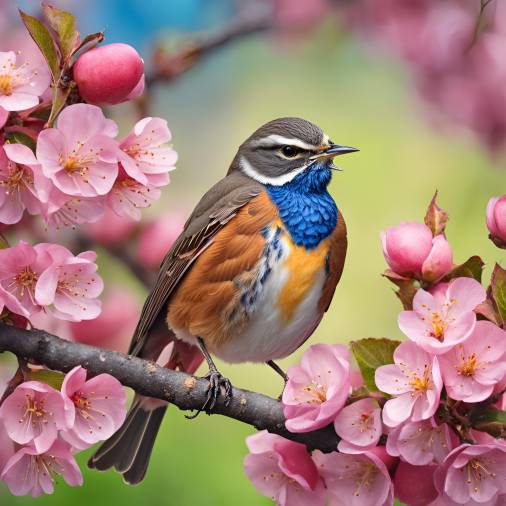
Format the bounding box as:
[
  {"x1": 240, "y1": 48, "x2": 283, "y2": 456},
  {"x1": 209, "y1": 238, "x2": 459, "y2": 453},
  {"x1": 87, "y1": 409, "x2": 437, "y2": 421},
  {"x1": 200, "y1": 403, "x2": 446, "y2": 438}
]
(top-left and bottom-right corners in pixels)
[
  {"x1": 147, "y1": 13, "x2": 272, "y2": 86},
  {"x1": 0, "y1": 323, "x2": 340, "y2": 452}
]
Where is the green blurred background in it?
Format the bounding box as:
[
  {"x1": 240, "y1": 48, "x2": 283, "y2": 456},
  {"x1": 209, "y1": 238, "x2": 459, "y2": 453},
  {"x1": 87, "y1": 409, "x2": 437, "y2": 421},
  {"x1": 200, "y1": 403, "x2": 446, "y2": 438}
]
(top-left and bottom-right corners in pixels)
[{"x1": 2, "y1": 1, "x2": 506, "y2": 504}]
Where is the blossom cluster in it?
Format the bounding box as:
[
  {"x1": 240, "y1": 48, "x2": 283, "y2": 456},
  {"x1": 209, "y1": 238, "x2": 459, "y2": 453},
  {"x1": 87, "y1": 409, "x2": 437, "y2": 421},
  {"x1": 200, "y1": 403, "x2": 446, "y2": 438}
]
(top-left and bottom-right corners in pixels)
[
  {"x1": 0, "y1": 366, "x2": 126, "y2": 496},
  {"x1": 349, "y1": 0, "x2": 506, "y2": 153},
  {"x1": 244, "y1": 194, "x2": 506, "y2": 506},
  {"x1": 0, "y1": 5, "x2": 176, "y2": 498}
]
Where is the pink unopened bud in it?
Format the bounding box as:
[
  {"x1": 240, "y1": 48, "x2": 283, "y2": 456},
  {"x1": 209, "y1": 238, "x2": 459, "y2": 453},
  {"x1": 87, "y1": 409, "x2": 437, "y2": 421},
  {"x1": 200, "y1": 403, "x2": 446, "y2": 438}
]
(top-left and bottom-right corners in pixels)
[
  {"x1": 393, "y1": 462, "x2": 438, "y2": 506},
  {"x1": 381, "y1": 221, "x2": 452, "y2": 281},
  {"x1": 73, "y1": 43, "x2": 144, "y2": 105},
  {"x1": 486, "y1": 195, "x2": 506, "y2": 248},
  {"x1": 136, "y1": 211, "x2": 185, "y2": 269}
]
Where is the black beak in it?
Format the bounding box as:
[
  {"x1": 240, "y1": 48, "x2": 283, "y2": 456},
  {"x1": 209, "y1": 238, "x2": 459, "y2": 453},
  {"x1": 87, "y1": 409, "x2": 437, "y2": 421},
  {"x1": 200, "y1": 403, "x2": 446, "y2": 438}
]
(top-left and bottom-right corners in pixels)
[{"x1": 324, "y1": 144, "x2": 359, "y2": 156}]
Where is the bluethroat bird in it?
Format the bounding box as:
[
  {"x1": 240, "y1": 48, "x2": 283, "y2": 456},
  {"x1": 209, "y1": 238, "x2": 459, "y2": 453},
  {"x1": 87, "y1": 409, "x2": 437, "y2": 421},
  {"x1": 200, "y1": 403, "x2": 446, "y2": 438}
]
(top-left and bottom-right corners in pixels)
[{"x1": 88, "y1": 117, "x2": 357, "y2": 483}]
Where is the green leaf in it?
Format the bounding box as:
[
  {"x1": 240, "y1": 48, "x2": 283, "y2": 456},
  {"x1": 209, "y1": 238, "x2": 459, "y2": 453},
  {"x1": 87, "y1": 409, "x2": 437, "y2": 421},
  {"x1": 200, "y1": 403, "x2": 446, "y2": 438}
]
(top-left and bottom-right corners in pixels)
[
  {"x1": 42, "y1": 4, "x2": 79, "y2": 64},
  {"x1": 424, "y1": 191, "x2": 449, "y2": 236},
  {"x1": 445, "y1": 255, "x2": 484, "y2": 283},
  {"x1": 491, "y1": 263, "x2": 506, "y2": 324},
  {"x1": 6, "y1": 131, "x2": 36, "y2": 151},
  {"x1": 46, "y1": 85, "x2": 72, "y2": 127},
  {"x1": 19, "y1": 9, "x2": 60, "y2": 81},
  {"x1": 25, "y1": 369, "x2": 65, "y2": 390},
  {"x1": 0, "y1": 233, "x2": 9, "y2": 249},
  {"x1": 350, "y1": 338, "x2": 401, "y2": 392}
]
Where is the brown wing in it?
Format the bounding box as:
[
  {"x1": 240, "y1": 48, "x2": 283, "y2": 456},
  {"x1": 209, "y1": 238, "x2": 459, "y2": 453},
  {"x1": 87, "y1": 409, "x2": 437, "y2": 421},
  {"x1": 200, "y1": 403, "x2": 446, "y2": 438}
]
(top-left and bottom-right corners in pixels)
[
  {"x1": 318, "y1": 209, "x2": 348, "y2": 313},
  {"x1": 129, "y1": 171, "x2": 264, "y2": 355}
]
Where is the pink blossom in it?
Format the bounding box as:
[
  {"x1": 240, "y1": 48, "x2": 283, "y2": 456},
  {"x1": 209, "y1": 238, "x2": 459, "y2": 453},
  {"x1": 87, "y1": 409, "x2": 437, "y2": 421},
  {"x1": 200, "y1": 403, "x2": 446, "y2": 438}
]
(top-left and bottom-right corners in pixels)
[
  {"x1": 1, "y1": 440, "x2": 82, "y2": 497},
  {"x1": 106, "y1": 169, "x2": 161, "y2": 221},
  {"x1": 334, "y1": 398, "x2": 382, "y2": 449},
  {"x1": 394, "y1": 462, "x2": 438, "y2": 506},
  {"x1": 126, "y1": 73, "x2": 145, "y2": 100},
  {"x1": 118, "y1": 116, "x2": 177, "y2": 187},
  {"x1": 36, "y1": 103, "x2": 119, "y2": 197},
  {"x1": 282, "y1": 343, "x2": 351, "y2": 432},
  {"x1": 42, "y1": 192, "x2": 105, "y2": 229},
  {"x1": 0, "y1": 381, "x2": 67, "y2": 453},
  {"x1": 69, "y1": 287, "x2": 140, "y2": 353},
  {"x1": 439, "y1": 321, "x2": 506, "y2": 403},
  {"x1": 386, "y1": 419, "x2": 454, "y2": 465},
  {"x1": 0, "y1": 421, "x2": 15, "y2": 475},
  {"x1": 398, "y1": 277, "x2": 486, "y2": 355},
  {"x1": 0, "y1": 240, "x2": 43, "y2": 316},
  {"x1": 434, "y1": 443, "x2": 506, "y2": 505},
  {"x1": 375, "y1": 340, "x2": 443, "y2": 427},
  {"x1": 136, "y1": 210, "x2": 185, "y2": 268},
  {"x1": 83, "y1": 208, "x2": 137, "y2": 246},
  {"x1": 0, "y1": 51, "x2": 50, "y2": 111},
  {"x1": 0, "y1": 106, "x2": 8, "y2": 128},
  {"x1": 244, "y1": 431, "x2": 325, "y2": 506},
  {"x1": 381, "y1": 222, "x2": 452, "y2": 280},
  {"x1": 486, "y1": 195, "x2": 506, "y2": 248},
  {"x1": 61, "y1": 366, "x2": 127, "y2": 449},
  {"x1": 0, "y1": 143, "x2": 45, "y2": 224},
  {"x1": 34, "y1": 243, "x2": 103, "y2": 321},
  {"x1": 312, "y1": 449, "x2": 394, "y2": 506},
  {"x1": 73, "y1": 43, "x2": 144, "y2": 105}
]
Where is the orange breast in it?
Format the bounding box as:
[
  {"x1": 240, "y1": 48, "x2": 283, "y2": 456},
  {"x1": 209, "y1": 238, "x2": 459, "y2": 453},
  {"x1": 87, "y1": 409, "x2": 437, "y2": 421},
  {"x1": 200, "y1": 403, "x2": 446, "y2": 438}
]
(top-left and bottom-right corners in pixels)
[
  {"x1": 166, "y1": 192, "x2": 277, "y2": 346},
  {"x1": 276, "y1": 221, "x2": 331, "y2": 321}
]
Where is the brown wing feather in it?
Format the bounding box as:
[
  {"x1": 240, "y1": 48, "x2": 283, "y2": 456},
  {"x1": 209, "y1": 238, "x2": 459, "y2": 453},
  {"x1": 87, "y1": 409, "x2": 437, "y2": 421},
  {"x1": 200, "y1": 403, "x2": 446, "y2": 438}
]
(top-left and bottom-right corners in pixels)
[
  {"x1": 166, "y1": 192, "x2": 278, "y2": 349},
  {"x1": 129, "y1": 172, "x2": 264, "y2": 356},
  {"x1": 318, "y1": 210, "x2": 348, "y2": 313}
]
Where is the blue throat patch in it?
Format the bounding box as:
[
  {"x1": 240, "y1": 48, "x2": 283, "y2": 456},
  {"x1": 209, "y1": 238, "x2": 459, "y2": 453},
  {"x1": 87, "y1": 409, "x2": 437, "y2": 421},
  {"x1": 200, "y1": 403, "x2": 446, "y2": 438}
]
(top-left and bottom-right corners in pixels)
[{"x1": 265, "y1": 161, "x2": 338, "y2": 249}]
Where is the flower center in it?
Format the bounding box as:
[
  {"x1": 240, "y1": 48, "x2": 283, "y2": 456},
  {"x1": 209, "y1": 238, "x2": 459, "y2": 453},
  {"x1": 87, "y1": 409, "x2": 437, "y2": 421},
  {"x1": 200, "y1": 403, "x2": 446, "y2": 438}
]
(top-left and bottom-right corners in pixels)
[
  {"x1": 429, "y1": 312, "x2": 447, "y2": 340},
  {"x1": 458, "y1": 352, "x2": 479, "y2": 377},
  {"x1": 352, "y1": 462, "x2": 379, "y2": 496},
  {"x1": 359, "y1": 412, "x2": 372, "y2": 433},
  {"x1": 1, "y1": 164, "x2": 31, "y2": 193},
  {"x1": 71, "y1": 391, "x2": 92, "y2": 417},
  {"x1": 0, "y1": 74, "x2": 13, "y2": 95},
  {"x1": 408, "y1": 365, "x2": 432, "y2": 394},
  {"x1": 20, "y1": 395, "x2": 49, "y2": 426},
  {"x1": 465, "y1": 458, "x2": 496, "y2": 491},
  {"x1": 10, "y1": 267, "x2": 38, "y2": 302},
  {"x1": 301, "y1": 380, "x2": 327, "y2": 404}
]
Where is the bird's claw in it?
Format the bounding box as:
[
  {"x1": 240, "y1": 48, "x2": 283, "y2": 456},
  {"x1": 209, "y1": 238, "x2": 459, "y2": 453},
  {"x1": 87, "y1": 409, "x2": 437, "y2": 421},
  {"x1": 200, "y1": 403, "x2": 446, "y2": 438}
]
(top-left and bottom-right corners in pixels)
[{"x1": 185, "y1": 368, "x2": 232, "y2": 420}]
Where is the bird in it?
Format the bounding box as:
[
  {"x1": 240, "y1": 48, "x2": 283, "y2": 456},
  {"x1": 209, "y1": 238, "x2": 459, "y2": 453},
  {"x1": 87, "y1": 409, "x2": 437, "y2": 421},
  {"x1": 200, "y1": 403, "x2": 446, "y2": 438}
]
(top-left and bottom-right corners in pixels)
[{"x1": 88, "y1": 117, "x2": 357, "y2": 484}]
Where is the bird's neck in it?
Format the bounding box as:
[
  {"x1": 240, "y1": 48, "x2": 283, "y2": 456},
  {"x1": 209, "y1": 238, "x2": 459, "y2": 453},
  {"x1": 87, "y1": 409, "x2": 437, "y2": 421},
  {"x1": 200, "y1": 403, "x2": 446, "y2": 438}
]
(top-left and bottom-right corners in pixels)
[{"x1": 266, "y1": 164, "x2": 338, "y2": 249}]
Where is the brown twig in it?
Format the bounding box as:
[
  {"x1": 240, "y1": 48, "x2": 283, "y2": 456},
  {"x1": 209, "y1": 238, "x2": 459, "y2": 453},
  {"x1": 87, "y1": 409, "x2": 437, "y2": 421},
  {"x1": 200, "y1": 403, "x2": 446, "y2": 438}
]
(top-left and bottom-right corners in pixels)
[
  {"x1": 147, "y1": 13, "x2": 272, "y2": 87},
  {"x1": 0, "y1": 323, "x2": 340, "y2": 452}
]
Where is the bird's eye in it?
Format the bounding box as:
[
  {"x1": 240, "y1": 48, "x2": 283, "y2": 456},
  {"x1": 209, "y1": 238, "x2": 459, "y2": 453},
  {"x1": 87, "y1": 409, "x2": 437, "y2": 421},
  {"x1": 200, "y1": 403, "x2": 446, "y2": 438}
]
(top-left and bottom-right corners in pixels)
[{"x1": 281, "y1": 145, "x2": 301, "y2": 158}]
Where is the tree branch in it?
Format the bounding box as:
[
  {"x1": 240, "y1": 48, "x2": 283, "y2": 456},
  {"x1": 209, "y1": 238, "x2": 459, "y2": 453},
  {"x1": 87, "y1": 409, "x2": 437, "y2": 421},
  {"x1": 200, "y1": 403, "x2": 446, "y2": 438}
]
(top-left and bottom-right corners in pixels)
[
  {"x1": 0, "y1": 323, "x2": 340, "y2": 452},
  {"x1": 147, "y1": 12, "x2": 272, "y2": 86}
]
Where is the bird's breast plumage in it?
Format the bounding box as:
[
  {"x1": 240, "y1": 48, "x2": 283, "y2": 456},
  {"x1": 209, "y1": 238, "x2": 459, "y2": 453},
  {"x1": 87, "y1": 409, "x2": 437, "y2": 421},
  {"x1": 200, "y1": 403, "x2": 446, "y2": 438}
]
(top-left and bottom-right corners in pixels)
[{"x1": 166, "y1": 185, "x2": 347, "y2": 363}]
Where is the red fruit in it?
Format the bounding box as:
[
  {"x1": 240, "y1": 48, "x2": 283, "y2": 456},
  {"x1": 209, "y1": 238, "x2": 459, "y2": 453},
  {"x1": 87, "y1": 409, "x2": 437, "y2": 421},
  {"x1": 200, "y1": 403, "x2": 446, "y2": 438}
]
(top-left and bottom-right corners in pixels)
[{"x1": 73, "y1": 43, "x2": 144, "y2": 105}]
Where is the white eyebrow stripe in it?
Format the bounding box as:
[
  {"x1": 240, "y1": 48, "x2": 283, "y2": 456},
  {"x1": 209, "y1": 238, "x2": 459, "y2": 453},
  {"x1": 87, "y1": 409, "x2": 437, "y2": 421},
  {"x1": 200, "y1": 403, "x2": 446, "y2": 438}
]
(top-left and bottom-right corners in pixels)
[
  {"x1": 251, "y1": 134, "x2": 320, "y2": 150},
  {"x1": 239, "y1": 155, "x2": 307, "y2": 186}
]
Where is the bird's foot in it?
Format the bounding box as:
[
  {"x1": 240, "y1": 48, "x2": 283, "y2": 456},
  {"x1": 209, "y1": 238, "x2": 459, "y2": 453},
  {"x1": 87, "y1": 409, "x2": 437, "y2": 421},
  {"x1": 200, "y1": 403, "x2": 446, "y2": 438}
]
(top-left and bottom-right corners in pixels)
[{"x1": 185, "y1": 366, "x2": 232, "y2": 420}]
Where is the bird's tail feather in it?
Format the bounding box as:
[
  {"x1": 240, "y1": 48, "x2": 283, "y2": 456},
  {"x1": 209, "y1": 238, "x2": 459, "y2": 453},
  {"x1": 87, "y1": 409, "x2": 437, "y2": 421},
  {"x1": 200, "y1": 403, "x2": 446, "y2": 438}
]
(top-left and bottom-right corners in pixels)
[
  {"x1": 88, "y1": 337, "x2": 203, "y2": 484},
  {"x1": 88, "y1": 396, "x2": 167, "y2": 485}
]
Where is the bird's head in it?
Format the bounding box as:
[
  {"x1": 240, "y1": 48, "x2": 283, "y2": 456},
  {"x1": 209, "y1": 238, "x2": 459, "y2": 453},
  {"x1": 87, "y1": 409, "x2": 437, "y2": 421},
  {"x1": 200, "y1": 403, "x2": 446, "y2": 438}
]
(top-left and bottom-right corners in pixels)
[{"x1": 230, "y1": 117, "x2": 358, "y2": 188}]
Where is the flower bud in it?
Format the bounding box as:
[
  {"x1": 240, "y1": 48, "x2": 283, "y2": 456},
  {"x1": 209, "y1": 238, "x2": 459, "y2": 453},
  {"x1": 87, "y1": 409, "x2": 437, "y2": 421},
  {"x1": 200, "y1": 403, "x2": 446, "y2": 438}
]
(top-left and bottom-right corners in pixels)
[
  {"x1": 486, "y1": 195, "x2": 506, "y2": 248},
  {"x1": 73, "y1": 43, "x2": 144, "y2": 105},
  {"x1": 393, "y1": 462, "x2": 438, "y2": 506},
  {"x1": 83, "y1": 208, "x2": 137, "y2": 247},
  {"x1": 381, "y1": 221, "x2": 452, "y2": 280}
]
